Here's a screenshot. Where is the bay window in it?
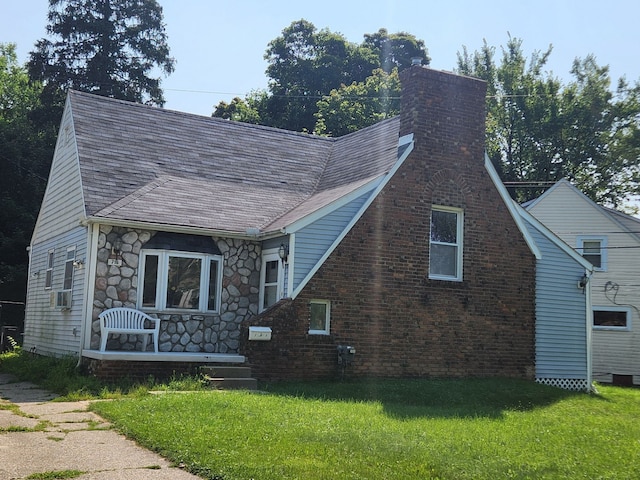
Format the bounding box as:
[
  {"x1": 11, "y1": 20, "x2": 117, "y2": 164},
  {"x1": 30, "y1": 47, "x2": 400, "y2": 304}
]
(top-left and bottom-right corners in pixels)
[{"x1": 140, "y1": 250, "x2": 222, "y2": 312}]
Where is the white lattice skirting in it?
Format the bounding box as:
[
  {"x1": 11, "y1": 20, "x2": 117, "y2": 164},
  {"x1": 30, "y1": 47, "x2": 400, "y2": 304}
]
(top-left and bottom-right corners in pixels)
[{"x1": 536, "y1": 377, "x2": 591, "y2": 392}]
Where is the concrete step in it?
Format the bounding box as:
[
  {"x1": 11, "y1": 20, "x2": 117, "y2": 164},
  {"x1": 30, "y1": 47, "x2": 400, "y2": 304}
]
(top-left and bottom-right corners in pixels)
[
  {"x1": 200, "y1": 365, "x2": 258, "y2": 390},
  {"x1": 207, "y1": 377, "x2": 258, "y2": 391},
  {"x1": 200, "y1": 365, "x2": 252, "y2": 378}
]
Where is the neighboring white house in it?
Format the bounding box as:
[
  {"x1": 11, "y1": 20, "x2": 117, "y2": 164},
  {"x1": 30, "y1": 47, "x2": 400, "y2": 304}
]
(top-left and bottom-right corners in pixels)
[{"x1": 526, "y1": 179, "x2": 640, "y2": 386}]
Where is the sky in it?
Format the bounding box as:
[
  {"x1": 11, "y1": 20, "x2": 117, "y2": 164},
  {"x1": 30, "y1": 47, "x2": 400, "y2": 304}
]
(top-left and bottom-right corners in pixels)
[{"x1": 2, "y1": 0, "x2": 640, "y2": 117}]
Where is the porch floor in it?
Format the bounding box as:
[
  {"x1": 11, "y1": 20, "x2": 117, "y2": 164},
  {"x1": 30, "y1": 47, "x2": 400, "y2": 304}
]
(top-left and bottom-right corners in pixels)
[{"x1": 81, "y1": 350, "x2": 245, "y2": 363}]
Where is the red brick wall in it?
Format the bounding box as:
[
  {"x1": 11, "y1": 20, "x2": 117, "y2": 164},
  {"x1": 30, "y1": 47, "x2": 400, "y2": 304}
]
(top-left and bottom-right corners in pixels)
[{"x1": 243, "y1": 67, "x2": 536, "y2": 381}]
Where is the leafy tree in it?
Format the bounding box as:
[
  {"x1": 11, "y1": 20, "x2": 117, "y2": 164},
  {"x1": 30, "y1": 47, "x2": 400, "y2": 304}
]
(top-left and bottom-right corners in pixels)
[
  {"x1": 0, "y1": 44, "x2": 51, "y2": 307},
  {"x1": 362, "y1": 28, "x2": 430, "y2": 73},
  {"x1": 262, "y1": 19, "x2": 379, "y2": 132},
  {"x1": 457, "y1": 36, "x2": 640, "y2": 207},
  {"x1": 28, "y1": 0, "x2": 175, "y2": 107},
  {"x1": 560, "y1": 57, "x2": 640, "y2": 206},
  {"x1": 212, "y1": 90, "x2": 267, "y2": 125},
  {"x1": 213, "y1": 20, "x2": 428, "y2": 134},
  {"x1": 315, "y1": 68, "x2": 401, "y2": 136}
]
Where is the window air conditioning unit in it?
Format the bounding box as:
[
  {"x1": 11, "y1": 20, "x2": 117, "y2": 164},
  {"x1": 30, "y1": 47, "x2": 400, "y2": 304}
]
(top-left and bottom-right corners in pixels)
[{"x1": 50, "y1": 290, "x2": 72, "y2": 310}]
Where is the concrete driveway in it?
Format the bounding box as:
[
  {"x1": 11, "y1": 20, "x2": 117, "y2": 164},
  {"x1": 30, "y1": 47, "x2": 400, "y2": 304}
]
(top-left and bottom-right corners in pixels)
[{"x1": 0, "y1": 373, "x2": 203, "y2": 479}]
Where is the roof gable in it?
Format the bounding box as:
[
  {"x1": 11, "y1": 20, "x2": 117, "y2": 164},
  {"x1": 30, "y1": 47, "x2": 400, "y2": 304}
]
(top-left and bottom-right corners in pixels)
[{"x1": 526, "y1": 179, "x2": 640, "y2": 244}]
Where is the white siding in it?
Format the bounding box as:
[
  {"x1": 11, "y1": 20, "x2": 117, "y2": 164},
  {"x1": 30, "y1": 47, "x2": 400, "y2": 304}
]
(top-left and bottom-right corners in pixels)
[
  {"x1": 23, "y1": 226, "x2": 88, "y2": 357},
  {"x1": 525, "y1": 219, "x2": 588, "y2": 380},
  {"x1": 31, "y1": 102, "x2": 86, "y2": 243},
  {"x1": 25, "y1": 99, "x2": 88, "y2": 357},
  {"x1": 293, "y1": 193, "x2": 369, "y2": 290},
  {"x1": 528, "y1": 181, "x2": 640, "y2": 384}
]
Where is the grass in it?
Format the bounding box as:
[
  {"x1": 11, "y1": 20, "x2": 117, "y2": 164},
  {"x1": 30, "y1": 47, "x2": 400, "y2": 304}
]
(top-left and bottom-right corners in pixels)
[
  {"x1": 91, "y1": 379, "x2": 640, "y2": 480},
  {"x1": 0, "y1": 348, "x2": 206, "y2": 399},
  {"x1": 2, "y1": 350, "x2": 639, "y2": 479},
  {"x1": 25, "y1": 471, "x2": 84, "y2": 480}
]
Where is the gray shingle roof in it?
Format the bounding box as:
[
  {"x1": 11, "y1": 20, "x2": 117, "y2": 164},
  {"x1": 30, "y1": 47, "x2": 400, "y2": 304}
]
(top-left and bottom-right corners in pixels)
[{"x1": 69, "y1": 90, "x2": 400, "y2": 235}]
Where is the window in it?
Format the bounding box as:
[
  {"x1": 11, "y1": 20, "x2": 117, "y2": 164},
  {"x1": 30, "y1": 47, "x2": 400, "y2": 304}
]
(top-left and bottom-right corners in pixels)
[
  {"x1": 139, "y1": 250, "x2": 221, "y2": 312},
  {"x1": 577, "y1": 236, "x2": 607, "y2": 270},
  {"x1": 429, "y1": 206, "x2": 463, "y2": 281},
  {"x1": 63, "y1": 247, "x2": 75, "y2": 290},
  {"x1": 309, "y1": 300, "x2": 330, "y2": 335},
  {"x1": 593, "y1": 307, "x2": 630, "y2": 330},
  {"x1": 45, "y1": 249, "x2": 54, "y2": 289},
  {"x1": 259, "y1": 251, "x2": 283, "y2": 312}
]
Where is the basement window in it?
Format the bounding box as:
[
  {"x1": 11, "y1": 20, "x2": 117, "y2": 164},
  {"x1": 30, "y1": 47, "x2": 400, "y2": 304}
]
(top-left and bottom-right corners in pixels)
[{"x1": 593, "y1": 307, "x2": 630, "y2": 330}]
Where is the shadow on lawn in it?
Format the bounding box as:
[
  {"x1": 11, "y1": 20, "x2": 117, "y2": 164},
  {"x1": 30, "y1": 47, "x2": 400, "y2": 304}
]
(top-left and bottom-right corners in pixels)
[{"x1": 263, "y1": 377, "x2": 586, "y2": 419}]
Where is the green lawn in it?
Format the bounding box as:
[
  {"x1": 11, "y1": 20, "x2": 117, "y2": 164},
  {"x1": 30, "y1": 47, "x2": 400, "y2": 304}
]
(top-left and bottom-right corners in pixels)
[{"x1": 91, "y1": 379, "x2": 640, "y2": 480}]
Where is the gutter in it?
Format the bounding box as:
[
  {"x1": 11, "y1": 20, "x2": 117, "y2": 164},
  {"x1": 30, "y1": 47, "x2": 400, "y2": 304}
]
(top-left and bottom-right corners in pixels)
[{"x1": 82, "y1": 216, "x2": 283, "y2": 241}]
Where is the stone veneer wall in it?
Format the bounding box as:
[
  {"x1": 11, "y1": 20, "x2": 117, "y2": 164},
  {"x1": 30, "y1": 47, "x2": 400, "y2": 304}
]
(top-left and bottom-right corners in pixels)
[{"x1": 92, "y1": 226, "x2": 260, "y2": 353}]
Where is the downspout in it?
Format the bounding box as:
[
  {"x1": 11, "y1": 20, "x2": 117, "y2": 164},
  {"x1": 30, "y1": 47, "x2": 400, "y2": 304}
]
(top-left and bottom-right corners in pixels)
[{"x1": 585, "y1": 268, "x2": 594, "y2": 391}]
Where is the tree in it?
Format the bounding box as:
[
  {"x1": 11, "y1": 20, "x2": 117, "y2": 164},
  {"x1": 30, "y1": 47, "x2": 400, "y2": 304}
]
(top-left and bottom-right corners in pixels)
[
  {"x1": 28, "y1": 0, "x2": 175, "y2": 107},
  {"x1": 315, "y1": 68, "x2": 401, "y2": 136},
  {"x1": 362, "y1": 28, "x2": 430, "y2": 73},
  {"x1": 262, "y1": 19, "x2": 379, "y2": 132},
  {"x1": 212, "y1": 90, "x2": 267, "y2": 125},
  {"x1": 560, "y1": 57, "x2": 640, "y2": 206},
  {"x1": 457, "y1": 36, "x2": 640, "y2": 207},
  {"x1": 0, "y1": 44, "x2": 52, "y2": 307},
  {"x1": 213, "y1": 20, "x2": 429, "y2": 135}
]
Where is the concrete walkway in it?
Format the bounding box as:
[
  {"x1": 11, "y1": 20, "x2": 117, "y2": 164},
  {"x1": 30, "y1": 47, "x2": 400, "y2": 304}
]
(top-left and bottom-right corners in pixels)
[{"x1": 0, "y1": 373, "x2": 203, "y2": 479}]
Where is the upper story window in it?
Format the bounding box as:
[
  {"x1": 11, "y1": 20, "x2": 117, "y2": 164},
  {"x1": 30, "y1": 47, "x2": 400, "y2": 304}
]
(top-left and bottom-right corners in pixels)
[
  {"x1": 429, "y1": 206, "x2": 464, "y2": 281},
  {"x1": 577, "y1": 236, "x2": 607, "y2": 271},
  {"x1": 45, "y1": 249, "x2": 55, "y2": 289},
  {"x1": 139, "y1": 250, "x2": 222, "y2": 313},
  {"x1": 63, "y1": 246, "x2": 76, "y2": 291}
]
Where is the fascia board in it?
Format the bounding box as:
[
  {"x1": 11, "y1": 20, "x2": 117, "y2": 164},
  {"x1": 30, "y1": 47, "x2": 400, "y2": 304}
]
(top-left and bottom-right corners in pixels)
[
  {"x1": 484, "y1": 153, "x2": 542, "y2": 260},
  {"x1": 83, "y1": 216, "x2": 268, "y2": 240},
  {"x1": 290, "y1": 135, "x2": 414, "y2": 299}
]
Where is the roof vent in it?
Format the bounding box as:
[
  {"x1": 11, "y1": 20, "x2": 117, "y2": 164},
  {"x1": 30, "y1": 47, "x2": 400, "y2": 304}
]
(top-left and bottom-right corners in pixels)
[{"x1": 411, "y1": 57, "x2": 423, "y2": 66}]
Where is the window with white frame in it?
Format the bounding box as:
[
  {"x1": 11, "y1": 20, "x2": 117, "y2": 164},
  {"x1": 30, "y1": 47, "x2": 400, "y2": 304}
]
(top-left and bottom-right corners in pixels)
[
  {"x1": 309, "y1": 299, "x2": 330, "y2": 335},
  {"x1": 577, "y1": 236, "x2": 607, "y2": 270},
  {"x1": 139, "y1": 250, "x2": 222, "y2": 312},
  {"x1": 63, "y1": 246, "x2": 75, "y2": 291},
  {"x1": 429, "y1": 206, "x2": 463, "y2": 281},
  {"x1": 259, "y1": 251, "x2": 283, "y2": 312},
  {"x1": 593, "y1": 306, "x2": 630, "y2": 330},
  {"x1": 45, "y1": 249, "x2": 54, "y2": 289}
]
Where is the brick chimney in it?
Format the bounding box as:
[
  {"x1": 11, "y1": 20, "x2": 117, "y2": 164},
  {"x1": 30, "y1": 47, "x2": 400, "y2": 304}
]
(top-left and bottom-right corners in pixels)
[{"x1": 399, "y1": 66, "x2": 487, "y2": 168}]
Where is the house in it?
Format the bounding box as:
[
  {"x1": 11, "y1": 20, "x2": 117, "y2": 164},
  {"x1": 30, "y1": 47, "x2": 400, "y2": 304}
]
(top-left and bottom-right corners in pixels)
[
  {"x1": 526, "y1": 179, "x2": 640, "y2": 386},
  {"x1": 23, "y1": 66, "x2": 592, "y2": 390}
]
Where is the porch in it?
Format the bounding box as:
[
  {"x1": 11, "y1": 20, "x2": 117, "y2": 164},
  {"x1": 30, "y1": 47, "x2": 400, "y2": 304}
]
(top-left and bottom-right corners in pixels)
[
  {"x1": 82, "y1": 350, "x2": 245, "y2": 363},
  {"x1": 80, "y1": 350, "x2": 252, "y2": 386}
]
